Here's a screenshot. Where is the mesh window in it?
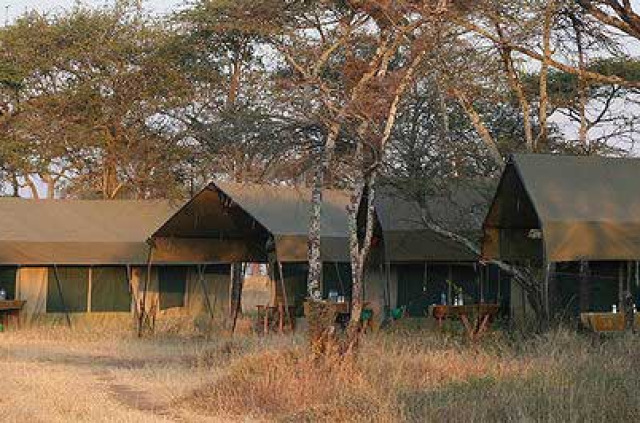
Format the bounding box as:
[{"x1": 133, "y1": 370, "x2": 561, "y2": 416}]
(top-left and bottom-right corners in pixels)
[
  {"x1": 159, "y1": 266, "x2": 187, "y2": 310},
  {"x1": 0, "y1": 266, "x2": 17, "y2": 300},
  {"x1": 91, "y1": 267, "x2": 131, "y2": 312},
  {"x1": 322, "y1": 262, "x2": 352, "y2": 299},
  {"x1": 47, "y1": 267, "x2": 89, "y2": 313},
  {"x1": 397, "y1": 264, "x2": 438, "y2": 317}
]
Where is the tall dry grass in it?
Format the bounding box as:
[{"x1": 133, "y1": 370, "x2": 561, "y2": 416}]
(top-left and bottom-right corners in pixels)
[
  {"x1": 3, "y1": 317, "x2": 640, "y2": 422},
  {"x1": 180, "y1": 325, "x2": 640, "y2": 422}
]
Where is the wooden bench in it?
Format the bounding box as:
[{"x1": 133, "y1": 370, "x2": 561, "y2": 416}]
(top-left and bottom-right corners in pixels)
[{"x1": 256, "y1": 304, "x2": 296, "y2": 334}]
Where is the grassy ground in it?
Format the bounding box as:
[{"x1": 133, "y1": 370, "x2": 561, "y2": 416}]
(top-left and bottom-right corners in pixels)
[{"x1": 1, "y1": 319, "x2": 639, "y2": 422}]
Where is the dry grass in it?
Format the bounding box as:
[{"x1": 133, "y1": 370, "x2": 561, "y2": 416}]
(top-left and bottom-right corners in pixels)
[{"x1": 1, "y1": 319, "x2": 640, "y2": 422}]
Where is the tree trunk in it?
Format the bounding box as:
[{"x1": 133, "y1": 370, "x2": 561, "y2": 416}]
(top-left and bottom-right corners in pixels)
[
  {"x1": 24, "y1": 175, "x2": 40, "y2": 199},
  {"x1": 573, "y1": 17, "x2": 590, "y2": 151},
  {"x1": 346, "y1": 172, "x2": 377, "y2": 345},
  {"x1": 227, "y1": 53, "x2": 243, "y2": 108},
  {"x1": 453, "y1": 88, "x2": 504, "y2": 168},
  {"x1": 306, "y1": 122, "x2": 339, "y2": 300},
  {"x1": 229, "y1": 262, "x2": 244, "y2": 333},
  {"x1": 537, "y1": 0, "x2": 556, "y2": 150},
  {"x1": 10, "y1": 172, "x2": 19, "y2": 197}
]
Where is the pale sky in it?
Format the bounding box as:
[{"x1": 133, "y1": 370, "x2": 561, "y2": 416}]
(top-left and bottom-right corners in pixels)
[{"x1": 0, "y1": 0, "x2": 186, "y2": 22}]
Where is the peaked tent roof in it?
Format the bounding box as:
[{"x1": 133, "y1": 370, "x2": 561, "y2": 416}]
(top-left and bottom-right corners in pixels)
[
  {"x1": 483, "y1": 154, "x2": 640, "y2": 262},
  {"x1": 0, "y1": 198, "x2": 180, "y2": 265},
  {"x1": 215, "y1": 181, "x2": 350, "y2": 238},
  {"x1": 152, "y1": 181, "x2": 351, "y2": 262}
]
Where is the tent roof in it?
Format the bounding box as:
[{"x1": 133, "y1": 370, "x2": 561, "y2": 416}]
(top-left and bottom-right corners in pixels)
[
  {"x1": 483, "y1": 154, "x2": 640, "y2": 261},
  {"x1": 153, "y1": 181, "x2": 351, "y2": 262},
  {"x1": 374, "y1": 186, "x2": 485, "y2": 262},
  {"x1": 215, "y1": 181, "x2": 350, "y2": 238},
  {"x1": 0, "y1": 198, "x2": 180, "y2": 265}
]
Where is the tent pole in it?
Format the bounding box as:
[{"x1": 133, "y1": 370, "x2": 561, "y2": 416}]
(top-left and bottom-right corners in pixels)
[
  {"x1": 87, "y1": 267, "x2": 93, "y2": 314},
  {"x1": 198, "y1": 264, "x2": 215, "y2": 320},
  {"x1": 277, "y1": 261, "x2": 292, "y2": 333},
  {"x1": 334, "y1": 261, "x2": 345, "y2": 298},
  {"x1": 52, "y1": 264, "x2": 72, "y2": 328},
  {"x1": 477, "y1": 263, "x2": 484, "y2": 304},
  {"x1": 125, "y1": 264, "x2": 138, "y2": 321},
  {"x1": 139, "y1": 245, "x2": 154, "y2": 337},
  {"x1": 383, "y1": 242, "x2": 392, "y2": 317},
  {"x1": 618, "y1": 262, "x2": 625, "y2": 312},
  {"x1": 422, "y1": 261, "x2": 428, "y2": 294},
  {"x1": 230, "y1": 262, "x2": 245, "y2": 334},
  {"x1": 379, "y1": 261, "x2": 388, "y2": 318},
  {"x1": 543, "y1": 261, "x2": 552, "y2": 322},
  {"x1": 447, "y1": 265, "x2": 453, "y2": 305}
]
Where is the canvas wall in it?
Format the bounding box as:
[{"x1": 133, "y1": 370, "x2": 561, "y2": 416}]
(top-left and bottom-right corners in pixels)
[{"x1": 7, "y1": 265, "x2": 231, "y2": 325}]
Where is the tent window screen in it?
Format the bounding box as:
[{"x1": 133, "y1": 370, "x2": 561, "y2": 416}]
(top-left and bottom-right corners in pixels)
[
  {"x1": 91, "y1": 267, "x2": 131, "y2": 312},
  {"x1": 159, "y1": 266, "x2": 187, "y2": 310},
  {"x1": 0, "y1": 267, "x2": 17, "y2": 300},
  {"x1": 47, "y1": 267, "x2": 89, "y2": 313}
]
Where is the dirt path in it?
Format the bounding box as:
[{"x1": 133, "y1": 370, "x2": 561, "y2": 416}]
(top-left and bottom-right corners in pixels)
[{"x1": 0, "y1": 333, "x2": 221, "y2": 422}]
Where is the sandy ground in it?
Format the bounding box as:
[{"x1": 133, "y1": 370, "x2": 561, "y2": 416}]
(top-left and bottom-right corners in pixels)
[{"x1": 0, "y1": 326, "x2": 255, "y2": 422}]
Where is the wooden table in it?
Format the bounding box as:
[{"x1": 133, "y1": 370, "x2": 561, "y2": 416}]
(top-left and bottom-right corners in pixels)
[
  {"x1": 432, "y1": 304, "x2": 500, "y2": 341},
  {"x1": 256, "y1": 305, "x2": 296, "y2": 334},
  {"x1": 0, "y1": 300, "x2": 26, "y2": 330},
  {"x1": 580, "y1": 312, "x2": 640, "y2": 332}
]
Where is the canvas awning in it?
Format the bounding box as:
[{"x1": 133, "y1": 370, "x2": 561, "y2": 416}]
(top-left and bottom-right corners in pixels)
[
  {"x1": 375, "y1": 186, "x2": 486, "y2": 262},
  {"x1": 0, "y1": 198, "x2": 180, "y2": 265},
  {"x1": 152, "y1": 181, "x2": 351, "y2": 263},
  {"x1": 483, "y1": 154, "x2": 640, "y2": 262}
]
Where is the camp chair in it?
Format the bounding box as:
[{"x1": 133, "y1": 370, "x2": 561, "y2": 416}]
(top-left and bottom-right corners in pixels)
[
  {"x1": 360, "y1": 308, "x2": 374, "y2": 333},
  {"x1": 391, "y1": 305, "x2": 407, "y2": 320}
]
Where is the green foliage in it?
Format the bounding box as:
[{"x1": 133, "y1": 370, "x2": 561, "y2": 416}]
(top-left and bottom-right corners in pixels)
[{"x1": 0, "y1": 4, "x2": 192, "y2": 198}]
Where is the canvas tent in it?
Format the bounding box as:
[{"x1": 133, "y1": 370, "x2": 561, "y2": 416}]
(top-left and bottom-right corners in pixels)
[
  {"x1": 0, "y1": 198, "x2": 231, "y2": 324},
  {"x1": 482, "y1": 154, "x2": 640, "y2": 317},
  {"x1": 151, "y1": 181, "x2": 352, "y2": 313},
  {"x1": 370, "y1": 186, "x2": 508, "y2": 317},
  {"x1": 484, "y1": 154, "x2": 640, "y2": 262}
]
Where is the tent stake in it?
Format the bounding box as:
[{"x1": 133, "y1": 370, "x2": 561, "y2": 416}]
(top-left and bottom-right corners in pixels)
[{"x1": 52, "y1": 264, "x2": 72, "y2": 328}]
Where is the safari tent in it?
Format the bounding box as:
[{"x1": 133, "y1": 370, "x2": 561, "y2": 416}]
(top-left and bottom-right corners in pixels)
[
  {"x1": 151, "y1": 181, "x2": 352, "y2": 316},
  {"x1": 483, "y1": 154, "x2": 640, "y2": 319},
  {"x1": 369, "y1": 187, "x2": 510, "y2": 318},
  {"x1": 152, "y1": 181, "x2": 511, "y2": 324},
  {"x1": 0, "y1": 198, "x2": 231, "y2": 324}
]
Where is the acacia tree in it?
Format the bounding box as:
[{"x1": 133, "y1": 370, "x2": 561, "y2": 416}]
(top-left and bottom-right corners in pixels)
[
  {"x1": 234, "y1": 1, "x2": 456, "y2": 340},
  {"x1": 0, "y1": 3, "x2": 192, "y2": 199}
]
